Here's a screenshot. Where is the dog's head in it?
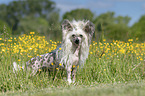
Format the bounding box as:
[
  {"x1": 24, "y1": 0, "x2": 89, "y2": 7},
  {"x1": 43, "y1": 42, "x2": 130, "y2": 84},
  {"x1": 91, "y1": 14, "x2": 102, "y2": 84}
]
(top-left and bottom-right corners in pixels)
[{"x1": 61, "y1": 19, "x2": 95, "y2": 46}]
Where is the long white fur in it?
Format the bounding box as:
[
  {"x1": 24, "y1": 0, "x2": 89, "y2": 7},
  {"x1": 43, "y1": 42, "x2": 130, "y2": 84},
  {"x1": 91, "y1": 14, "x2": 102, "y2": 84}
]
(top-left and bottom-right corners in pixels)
[{"x1": 62, "y1": 20, "x2": 90, "y2": 67}]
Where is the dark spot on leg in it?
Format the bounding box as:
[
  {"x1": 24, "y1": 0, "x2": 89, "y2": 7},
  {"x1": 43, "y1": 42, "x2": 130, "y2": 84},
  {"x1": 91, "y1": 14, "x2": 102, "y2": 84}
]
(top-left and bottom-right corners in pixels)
[
  {"x1": 41, "y1": 60, "x2": 43, "y2": 64},
  {"x1": 43, "y1": 58, "x2": 46, "y2": 61},
  {"x1": 32, "y1": 65, "x2": 35, "y2": 68}
]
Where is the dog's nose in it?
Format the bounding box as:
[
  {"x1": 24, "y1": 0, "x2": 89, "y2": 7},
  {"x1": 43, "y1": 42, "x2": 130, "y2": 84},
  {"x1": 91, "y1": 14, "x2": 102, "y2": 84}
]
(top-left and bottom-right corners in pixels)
[{"x1": 75, "y1": 39, "x2": 79, "y2": 44}]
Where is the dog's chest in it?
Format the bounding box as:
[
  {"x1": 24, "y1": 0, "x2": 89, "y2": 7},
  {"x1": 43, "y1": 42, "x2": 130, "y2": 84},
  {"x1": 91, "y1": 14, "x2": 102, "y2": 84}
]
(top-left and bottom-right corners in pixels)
[
  {"x1": 68, "y1": 53, "x2": 79, "y2": 66},
  {"x1": 68, "y1": 47, "x2": 80, "y2": 66}
]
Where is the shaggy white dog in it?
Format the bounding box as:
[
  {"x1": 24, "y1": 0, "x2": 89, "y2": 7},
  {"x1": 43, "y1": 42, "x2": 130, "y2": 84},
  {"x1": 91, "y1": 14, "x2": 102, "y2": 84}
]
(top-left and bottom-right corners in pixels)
[{"x1": 13, "y1": 19, "x2": 95, "y2": 84}]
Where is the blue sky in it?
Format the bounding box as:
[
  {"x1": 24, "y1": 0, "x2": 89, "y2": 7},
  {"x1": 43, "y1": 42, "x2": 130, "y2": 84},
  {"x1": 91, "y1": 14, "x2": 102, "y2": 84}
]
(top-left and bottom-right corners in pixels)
[{"x1": 0, "y1": 0, "x2": 145, "y2": 26}]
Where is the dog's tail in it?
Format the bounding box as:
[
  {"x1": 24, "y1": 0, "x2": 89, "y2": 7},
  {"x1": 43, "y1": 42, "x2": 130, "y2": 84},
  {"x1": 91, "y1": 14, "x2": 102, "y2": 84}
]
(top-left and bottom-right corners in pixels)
[{"x1": 13, "y1": 62, "x2": 25, "y2": 73}]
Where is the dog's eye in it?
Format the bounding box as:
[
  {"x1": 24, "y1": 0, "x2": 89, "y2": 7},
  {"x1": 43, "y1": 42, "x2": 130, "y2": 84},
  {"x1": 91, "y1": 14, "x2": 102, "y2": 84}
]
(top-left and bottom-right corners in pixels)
[
  {"x1": 72, "y1": 34, "x2": 75, "y2": 37},
  {"x1": 80, "y1": 34, "x2": 83, "y2": 38}
]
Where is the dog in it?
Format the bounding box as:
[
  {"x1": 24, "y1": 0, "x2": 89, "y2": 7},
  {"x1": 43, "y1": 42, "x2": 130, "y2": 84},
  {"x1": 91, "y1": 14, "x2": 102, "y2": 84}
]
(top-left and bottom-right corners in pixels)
[{"x1": 13, "y1": 19, "x2": 95, "y2": 84}]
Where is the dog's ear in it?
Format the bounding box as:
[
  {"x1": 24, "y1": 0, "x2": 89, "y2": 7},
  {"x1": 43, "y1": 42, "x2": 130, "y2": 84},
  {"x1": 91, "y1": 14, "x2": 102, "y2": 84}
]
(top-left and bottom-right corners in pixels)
[
  {"x1": 83, "y1": 20, "x2": 95, "y2": 44},
  {"x1": 83, "y1": 20, "x2": 95, "y2": 36},
  {"x1": 61, "y1": 19, "x2": 73, "y2": 32}
]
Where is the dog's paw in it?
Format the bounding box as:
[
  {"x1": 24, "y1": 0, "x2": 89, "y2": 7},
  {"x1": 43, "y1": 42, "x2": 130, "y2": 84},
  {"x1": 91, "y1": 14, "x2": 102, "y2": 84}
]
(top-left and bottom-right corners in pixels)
[
  {"x1": 72, "y1": 80, "x2": 75, "y2": 83},
  {"x1": 67, "y1": 79, "x2": 72, "y2": 84}
]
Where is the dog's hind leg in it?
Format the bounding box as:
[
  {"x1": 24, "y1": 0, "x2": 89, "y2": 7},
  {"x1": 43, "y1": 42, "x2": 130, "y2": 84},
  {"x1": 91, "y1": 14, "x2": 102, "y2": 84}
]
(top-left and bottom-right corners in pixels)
[{"x1": 72, "y1": 67, "x2": 77, "y2": 83}]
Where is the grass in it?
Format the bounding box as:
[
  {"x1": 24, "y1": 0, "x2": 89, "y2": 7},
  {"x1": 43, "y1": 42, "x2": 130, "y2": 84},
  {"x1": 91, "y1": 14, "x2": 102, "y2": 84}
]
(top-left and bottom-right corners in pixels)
[
  {"x1": 1, "y1": 81, "x2": 145, "y2": 96},
  {"x1": 0, "y1": 32, "x2": 145, "y2": 95}
]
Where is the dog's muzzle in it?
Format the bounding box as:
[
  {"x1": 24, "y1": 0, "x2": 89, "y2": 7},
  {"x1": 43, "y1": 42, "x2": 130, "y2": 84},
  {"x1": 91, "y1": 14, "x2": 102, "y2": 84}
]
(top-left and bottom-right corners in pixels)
[{"x1": 75, "y1": 39, "x2": 79, "y2": 44}]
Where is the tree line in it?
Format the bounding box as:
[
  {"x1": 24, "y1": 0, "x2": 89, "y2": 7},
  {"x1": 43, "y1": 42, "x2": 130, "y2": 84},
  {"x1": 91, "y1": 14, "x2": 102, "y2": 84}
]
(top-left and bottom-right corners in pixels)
[{"x1": 0, "y1": 0, "x2": 145, "y2": 41}]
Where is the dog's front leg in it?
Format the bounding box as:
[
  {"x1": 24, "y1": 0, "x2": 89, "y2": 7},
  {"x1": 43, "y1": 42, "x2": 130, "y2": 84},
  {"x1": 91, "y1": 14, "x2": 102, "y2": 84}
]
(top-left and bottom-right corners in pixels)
[{"x1": 67, "y1": 65, "x2": 72, "y2": 84}]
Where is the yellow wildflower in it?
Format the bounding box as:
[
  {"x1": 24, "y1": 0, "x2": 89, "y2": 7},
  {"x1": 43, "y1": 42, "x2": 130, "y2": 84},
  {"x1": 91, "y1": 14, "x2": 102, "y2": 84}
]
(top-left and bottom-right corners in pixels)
[
  {"x1": 39, "y1": 69, "x2": 41, "y2": 72},
  {"x1": 103, "y1": 39, "x2": 106, "y2": 42},
  {"x1": 140, "y1": 58, "x2": 143, "y2": 61},
  {"x1": 28, "y1": 55, "x2": 32, "y2": 58},
  {"x1": 128, "y1": 39, "x2": 133, "y2": 42},
  {"x1": 136, "y1": 38, "x2": 138, "y2": 40},
  {"x1": 73, "y1": 65, "x2": 76, "y2": 68},
  {"x1": 8, "y1": 40, "x2": 12, "y2": 42},
  {"x1": 90, "y1": 52, "x2": 93, "y2": 54},
  {"x1": 56, "y1": 68, "x2": 59, "y2": 70},
  {"x1": 30, "y1": 32, "x2": 35, "y2": 34},
  {"x1": 59, "y1": 63, "x2": 62, "y2": 66},
  {"x1": 2, "y1": 49, "x2": 5, "y2": 52},
  {"x1": 59, "y1": 48, "x2": 62, "y2": 50},
  {"x1": 119, "y1": 48, "x2": 126, "y2": 54}
]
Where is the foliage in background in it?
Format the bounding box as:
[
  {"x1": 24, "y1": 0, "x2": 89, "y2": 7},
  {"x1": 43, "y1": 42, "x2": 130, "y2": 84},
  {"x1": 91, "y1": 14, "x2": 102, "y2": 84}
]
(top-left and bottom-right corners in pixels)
[
  {"x1": 0, "y1": 0, "x2": 145, "y2": 41},
  {"x1": 0, "y1": 20, "x2": 11, "y2": 34},
  {"x1": 63, "y1": 9, "x2": 94, "y2": 21},
  {"x1": 0, "y1": 20, "x2": 12, "y2": 41},
  {"x1": 131, "y1": 15, "x2": 145, "y2": 41},
  {"x1": 93, "y1": 12, "x2": 131, "y2": 41},
  {"x1": 0, "y1": 0, "x2": 60, "y2": 36},
  {"x1": 17, "y1": 16, "x2": 49, "y2": 34}
]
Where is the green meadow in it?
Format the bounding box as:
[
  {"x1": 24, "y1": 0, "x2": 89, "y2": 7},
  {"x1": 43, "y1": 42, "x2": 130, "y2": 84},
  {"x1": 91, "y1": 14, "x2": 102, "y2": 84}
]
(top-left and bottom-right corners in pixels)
[{"x1": 0, "y1": 32, "x2": 145, "y2": 96}]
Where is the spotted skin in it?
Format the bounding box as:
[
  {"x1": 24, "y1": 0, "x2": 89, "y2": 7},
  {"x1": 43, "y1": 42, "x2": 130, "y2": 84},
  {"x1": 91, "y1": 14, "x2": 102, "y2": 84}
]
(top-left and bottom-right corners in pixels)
[{"x1": 26, "y1": 45, "x2": 64, "y2": 75}]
